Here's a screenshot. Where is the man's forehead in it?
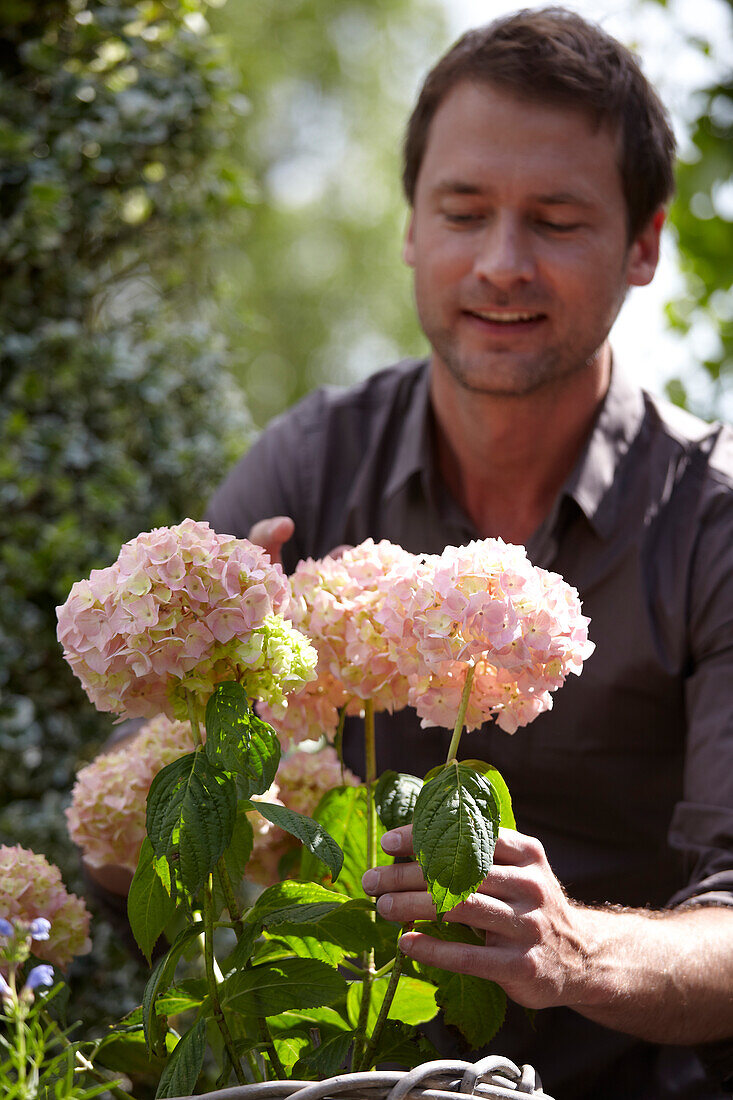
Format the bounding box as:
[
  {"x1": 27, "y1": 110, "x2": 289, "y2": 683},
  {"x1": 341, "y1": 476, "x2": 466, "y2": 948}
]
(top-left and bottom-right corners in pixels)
[{"x1": 418, "y1": 80, "x2": 624, "y2": 201}]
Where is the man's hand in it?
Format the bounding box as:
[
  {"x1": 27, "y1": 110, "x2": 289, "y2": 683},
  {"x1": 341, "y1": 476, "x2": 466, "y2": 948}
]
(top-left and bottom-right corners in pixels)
[
  {"x1": 362, "y1": 824, "x2": 733, "y2": 1045},
  {"x1": 362, "y1": 824, "x2": 587, "y2": 1012},
  {"x1": 248, "y1": 516, "x2": 294, "y2": 565}
]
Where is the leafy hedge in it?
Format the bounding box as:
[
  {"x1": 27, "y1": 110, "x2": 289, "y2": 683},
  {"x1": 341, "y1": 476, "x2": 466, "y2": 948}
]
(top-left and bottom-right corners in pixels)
[{"x1": 0, "y1": 0, "x2": 250, "y2": 1027}]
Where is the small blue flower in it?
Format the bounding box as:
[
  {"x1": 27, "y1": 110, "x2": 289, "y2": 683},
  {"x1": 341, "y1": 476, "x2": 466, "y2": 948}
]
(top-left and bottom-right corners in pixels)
[
  {"x1": 0, "y1": 972, "x2": 11, "y2": 997},
  {"x1": 25, "y1": 965, "x2": 54, "y2": 991},
  {"x1": 28, "y1": 918, "x2": 51, "y2": 942},
  {"x1": 0, "y1": 918, "x2": 13, "y2": 938}
]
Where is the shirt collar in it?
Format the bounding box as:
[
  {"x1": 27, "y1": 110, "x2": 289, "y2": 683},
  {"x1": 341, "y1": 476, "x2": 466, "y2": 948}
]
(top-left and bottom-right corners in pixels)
[
  {"x1": 382, "y1": 356, "x2": 647, "y2": 541},
  {"x1": 383, "y1": 358, "x2": 434, "y2": 501},
  {"x1": 562, "y1": 360, "x2": 646, "y2": 539}
]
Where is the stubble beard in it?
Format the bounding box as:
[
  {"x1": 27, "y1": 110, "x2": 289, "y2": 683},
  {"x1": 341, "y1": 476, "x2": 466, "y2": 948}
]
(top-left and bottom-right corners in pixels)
[{"x1": 429, "y1": 330, "x2": 600, "y2": 399}]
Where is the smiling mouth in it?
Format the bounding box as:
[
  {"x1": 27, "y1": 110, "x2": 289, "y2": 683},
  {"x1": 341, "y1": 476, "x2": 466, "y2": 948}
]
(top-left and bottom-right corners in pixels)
[{"x1": 467, "y1": 309, "x2": 546, "y2": 324}]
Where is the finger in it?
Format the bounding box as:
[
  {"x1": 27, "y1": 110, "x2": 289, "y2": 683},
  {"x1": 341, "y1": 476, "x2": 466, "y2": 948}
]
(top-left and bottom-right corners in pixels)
[
  {"x1": 493, "y1": 828, "x2": 547, "y2": 867},
  {"x1": 362, "y1": 862, "x2": 425, "y2": 896},
  {"x1": 376, "y1": 890, "x2": 437, "y2": 923},
  {"x1": 380, "y1": 824, "x2": 413, "y2": 857},
  {"x1": 248, "y1": 516, "x2": 295, "y2": 565},
  {"x1": 398, "y1": 930, "x2": 510, "y2": 981}
]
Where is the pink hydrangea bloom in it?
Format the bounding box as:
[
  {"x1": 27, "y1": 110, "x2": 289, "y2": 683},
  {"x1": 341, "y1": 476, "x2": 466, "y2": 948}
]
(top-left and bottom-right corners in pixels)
[
  {"x1": 246, "y1": 747, "x2": 359, "y2": 887},
  {"x1": 56, "y1": 520, "x2": 317, "y2": 720},
  {"x1": 66, "y1": 715, "x2": 194, "y2": 872},
  {"x1": 0, "y1": 847, "x2": 91, "y2": 970},
  {"x1": 257, "y1": 672, "x2": 351, "y2": 748},
  {"x1": 381, "y1": 539, "x2": 595, "y2": 734},
  {"x1": 288, "y1": 539, "x2": 418, "y2": 713}
]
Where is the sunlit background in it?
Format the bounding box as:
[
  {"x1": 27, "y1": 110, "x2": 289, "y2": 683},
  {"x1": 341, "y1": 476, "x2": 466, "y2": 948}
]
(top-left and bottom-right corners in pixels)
[{"x1": 448, "y1": 0, "x2": 733, "y2": 411}]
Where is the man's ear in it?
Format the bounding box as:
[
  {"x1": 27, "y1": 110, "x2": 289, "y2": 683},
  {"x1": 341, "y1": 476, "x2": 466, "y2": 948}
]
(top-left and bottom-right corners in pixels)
[
  {"x1": 627, "y1": 207, "x2": 665, "y2": 287},
  {"x1": 403, "y1": 212, "x2": 416, "y2": 268}
]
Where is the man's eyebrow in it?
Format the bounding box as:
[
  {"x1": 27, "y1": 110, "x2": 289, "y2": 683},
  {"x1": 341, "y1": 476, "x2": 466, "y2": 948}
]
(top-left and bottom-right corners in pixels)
[
  {"x1": 534, "y1": 192, "x2": 596, "y2": 208},
  {"x1": 431, "y1": 182, "x2": 596, "y2": 208},
  {"x1": 432, "y1": 180, "x2": 485, "y2": 196}
]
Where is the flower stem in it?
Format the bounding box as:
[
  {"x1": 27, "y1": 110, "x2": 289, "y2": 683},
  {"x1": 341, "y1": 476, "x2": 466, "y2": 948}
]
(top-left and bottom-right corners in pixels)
[
  {"x1": 445, "y1": 664, "x2": 475, "y2": 765},
  {"x1": 203, "y1": 878, "x2": 246, "y2": 1085},
  {"x1": 356, "y1": 944, "x2": 407, "y2": 1071},
  {"x1": 364, "y1": 699, "x2": 377, "y2": 872},
  {"x1": 351, "y1": 699, "x2": 377, "y2": 1072},
  {"x1": 216, "y1": 857, "x2": 244, "y2": 937},
  {"x1": 185, "y1": 690, "x2": 204, "y2": 748},
  {"x1": 257, "y1": 1017, "x2": 286, "y2": 1079}
]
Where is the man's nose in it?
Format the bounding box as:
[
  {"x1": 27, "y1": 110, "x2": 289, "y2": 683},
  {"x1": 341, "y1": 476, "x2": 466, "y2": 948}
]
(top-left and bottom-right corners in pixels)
[{"x1": 472, "y1": 214, "x2": 534, "y2": 288}]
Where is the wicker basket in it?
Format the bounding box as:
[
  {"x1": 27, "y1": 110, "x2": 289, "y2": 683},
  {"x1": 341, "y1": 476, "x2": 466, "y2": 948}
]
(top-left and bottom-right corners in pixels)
[{"x1": 170, "y1": 1055, "x2": 554, "y2": 1100}]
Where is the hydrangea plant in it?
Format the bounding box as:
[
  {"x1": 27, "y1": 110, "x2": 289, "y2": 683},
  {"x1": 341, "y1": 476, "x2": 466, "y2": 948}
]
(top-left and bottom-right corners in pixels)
[{"x1": 52, "y1": 523, "x2": 593, "y2": 1095}]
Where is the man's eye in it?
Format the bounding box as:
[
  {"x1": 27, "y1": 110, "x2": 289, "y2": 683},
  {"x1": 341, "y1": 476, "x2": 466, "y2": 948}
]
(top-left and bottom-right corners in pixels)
[
  {"x1": 444, "y1": 212, "x2": 481, "y2": 224},
  {"x1": 538, "y1": 220, "x2": 581, "y2": 233}
]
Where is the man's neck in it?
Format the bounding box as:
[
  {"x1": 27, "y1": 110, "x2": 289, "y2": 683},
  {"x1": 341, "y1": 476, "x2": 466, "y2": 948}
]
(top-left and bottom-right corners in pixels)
[{"x1": 429, "y1": 349, "x2": 611, "y2": 544}]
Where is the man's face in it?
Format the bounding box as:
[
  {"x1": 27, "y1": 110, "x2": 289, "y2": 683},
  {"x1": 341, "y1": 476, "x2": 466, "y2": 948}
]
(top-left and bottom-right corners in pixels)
[{"x1": 404, "y1": 81, "x2": 660, "y2": 397}]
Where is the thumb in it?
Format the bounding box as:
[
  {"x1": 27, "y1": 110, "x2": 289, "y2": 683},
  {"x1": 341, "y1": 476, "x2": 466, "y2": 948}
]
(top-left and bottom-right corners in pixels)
[{"x1": 248, "y1": 515, "x2": 295, "y2": 566}]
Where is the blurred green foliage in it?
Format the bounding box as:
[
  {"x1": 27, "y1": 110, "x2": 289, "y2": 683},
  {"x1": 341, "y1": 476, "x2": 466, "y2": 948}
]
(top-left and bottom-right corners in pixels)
[
  {"x1": 667, "y1": 77, "x2": 733, "y2": 413},
  {"x1": 207, "y1": 0, "x2": 445, "y2": 426},
  {"x1": 0, "y1": 0, "x2": 250, "y2": 1030}
]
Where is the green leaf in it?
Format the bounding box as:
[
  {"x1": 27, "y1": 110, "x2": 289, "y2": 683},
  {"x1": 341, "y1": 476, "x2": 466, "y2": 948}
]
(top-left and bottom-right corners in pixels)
[
  {"x1": 254, "y1": 801, "x2": 343, "y2": 883},
  {"x1": 374, "y1": 771, "x2": 422, "y2": 830},
  {"x1": 249, "y1": 879, "x2": 349, "y2": 918},
  {"x1": 296, "y1": 1030, "x2": 353, "y2": 1077},
  {"x1": 412, "y1": 761, "x2": 500, "y2": 918},
  {"x1": 436, "y1": 973, "x2": 506, "y2": 1047},
  {"x1": 155, "y1": 1018, "x2": 206, "y2": 1099},
  {"x1": 222, "y1": 957, "x2": 347, "y2": 1016},
  {"x1": 127, "y1": 838, "x2": 177, "y2": 964},
  {"x1": 205, "y1": 681, "x2": 280, "y2": 796},
  {"x1": 146, "y1": 750, "x2": 237, "y2": 898},
  {"x1": 413, "y1": 921, "x2": 506, "y2": 1047},
  {"x1": 368, "y1": 1021, "x2": 439, "y2": 1070},
  {"x1": 223, "y1": 921, "x2": 262, "y2": 973},
  {"x1": 142, "y1": 923, "x2": 203, "y2": 1056},
  {"x1": 459, "y1": 761, "x2": 516, "y2": 830},
  {"x1": 301, "y1": 786, "x2": 391, "y2": 897},
  {"x1": 263, "y1": 929, "x2": 345, "y2": 968},
  {"x1": 155, "y1": 986, "x2": 204, "y2": 1017},
  {"x1": 346, "y1": 975, "x2": 438, "y2": 1035},
  {"x1": 266, "y1": 1006, "x2": 352, "y2": 1038},
  {"x1": 273, "y1": 1035, "x2": 311, "y2": 1075}
]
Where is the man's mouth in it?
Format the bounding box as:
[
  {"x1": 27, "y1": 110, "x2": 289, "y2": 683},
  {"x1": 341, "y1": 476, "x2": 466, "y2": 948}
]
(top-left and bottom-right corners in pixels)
[{"x1": 467, "y1": 309, "x2": 545, "y2": 324}]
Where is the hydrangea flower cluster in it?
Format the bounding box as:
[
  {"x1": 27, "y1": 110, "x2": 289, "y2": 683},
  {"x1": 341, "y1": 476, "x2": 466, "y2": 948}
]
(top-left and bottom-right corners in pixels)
[
  {"x1": 286, "y1": 540, "x2": 417, "y2": 718},
  {"x1": 378, "y1": 539, "x2": 595, "y2": 734},
  {"x1": 0, "y1": 847, "x2": 91, "y2": 970},
  {"x1": 247, "y1": 747, "x2": 359, "y2": 886},
  {"x1": 56, "y1": 519, "x2": 317, "y2": 720},
  {"x1": 66, "y1": 715, "x2": 194, "y2": 872}
]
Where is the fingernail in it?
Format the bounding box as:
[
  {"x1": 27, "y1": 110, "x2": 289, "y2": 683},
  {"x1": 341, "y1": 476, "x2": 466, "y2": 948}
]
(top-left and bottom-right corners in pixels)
[
  {"x1": 378, "y1": 894, "x2": 393, "y2": 916},
  {"x1": 381, "y1": 832, "x2": 400, "y2": 853},
  {"x1": 362, "y1": 869, "x2": 378, "y2": 893}
]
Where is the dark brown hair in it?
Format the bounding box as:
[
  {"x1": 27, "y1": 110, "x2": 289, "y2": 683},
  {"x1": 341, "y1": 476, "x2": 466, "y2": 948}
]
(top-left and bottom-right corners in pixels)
[{"x1": 403, "y1": 7, "x2": 676, "y2": 239}]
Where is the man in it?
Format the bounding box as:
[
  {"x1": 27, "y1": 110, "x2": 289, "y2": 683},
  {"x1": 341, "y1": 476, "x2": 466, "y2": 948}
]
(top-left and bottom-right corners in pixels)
[{"x1": 207, "y1": 9, "x2": 733, "y2": 1097}]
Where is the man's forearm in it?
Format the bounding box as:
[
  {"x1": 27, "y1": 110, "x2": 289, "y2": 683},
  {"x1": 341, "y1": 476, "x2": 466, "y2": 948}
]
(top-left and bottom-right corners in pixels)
[{"x1": 571, "y1": 903, "x2": 733, "y2": 1044}]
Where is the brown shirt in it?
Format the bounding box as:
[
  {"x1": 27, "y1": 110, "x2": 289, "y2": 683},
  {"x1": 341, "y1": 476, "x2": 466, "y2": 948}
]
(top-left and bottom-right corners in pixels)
[{"x1": 206, "y1": 358, "x2": 733, "y2": 1098}]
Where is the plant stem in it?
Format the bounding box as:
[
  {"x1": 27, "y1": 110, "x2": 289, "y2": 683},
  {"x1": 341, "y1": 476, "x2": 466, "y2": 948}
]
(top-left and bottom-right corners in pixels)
[
  {"x1": 217, "y1": 857, "x2": 244, "y2": 937},
  {"x1": 357, "y1": 945, "x2": 407, "y2": 1071},
  {"x1": 203, "y1": 878, "x2": 246, "y2": 1085},
  {"x1": 257, "y1": 1017, "x2": 286, "y2": 1080},
  {"x1": 351, "y1": 699, "x2": 378, "y2": 1071},
  {"x1": 185, "y1": 689, "x2": 203, "y2": 748},
  {"x1": 364, "y1": 699, "x2": 377, "y2": 872},
  {"x1": 444, "y1": 664, "x2": 475, "y2": 764}
]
